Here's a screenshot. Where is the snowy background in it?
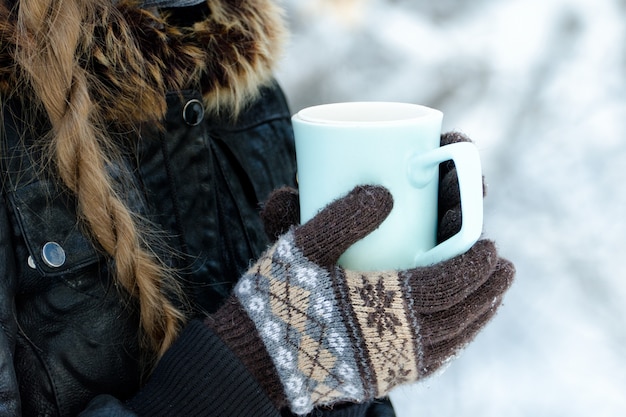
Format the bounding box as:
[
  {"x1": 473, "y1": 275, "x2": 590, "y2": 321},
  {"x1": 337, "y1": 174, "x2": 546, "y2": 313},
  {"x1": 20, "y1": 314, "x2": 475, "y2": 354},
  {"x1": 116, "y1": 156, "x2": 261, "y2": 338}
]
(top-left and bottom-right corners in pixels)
[{"x1": 276, "y1": 0, "x2": 626, "y2": 416}]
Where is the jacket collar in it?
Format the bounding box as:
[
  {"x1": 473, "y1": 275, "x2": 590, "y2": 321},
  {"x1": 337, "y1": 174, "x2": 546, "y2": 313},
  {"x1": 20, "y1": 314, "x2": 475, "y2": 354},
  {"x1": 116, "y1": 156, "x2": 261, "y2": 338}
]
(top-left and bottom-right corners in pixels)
[{"x1": 0, "y1": 0, "x2": 286, "y2": 122}]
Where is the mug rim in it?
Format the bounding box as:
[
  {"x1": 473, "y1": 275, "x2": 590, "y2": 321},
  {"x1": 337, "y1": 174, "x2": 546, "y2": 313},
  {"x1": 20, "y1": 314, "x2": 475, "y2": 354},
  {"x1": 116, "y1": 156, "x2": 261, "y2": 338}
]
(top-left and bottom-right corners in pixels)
[{"x1": 293, "y1": 102, "x2": 442, "y2": 125}]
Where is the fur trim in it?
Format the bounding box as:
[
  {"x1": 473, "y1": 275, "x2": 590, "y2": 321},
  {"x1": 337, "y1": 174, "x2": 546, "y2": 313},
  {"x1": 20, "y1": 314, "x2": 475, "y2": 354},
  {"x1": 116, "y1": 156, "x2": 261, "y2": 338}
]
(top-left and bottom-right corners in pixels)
[{"x1": 0, "y1": 0, "x2": 287, "y2": 121}]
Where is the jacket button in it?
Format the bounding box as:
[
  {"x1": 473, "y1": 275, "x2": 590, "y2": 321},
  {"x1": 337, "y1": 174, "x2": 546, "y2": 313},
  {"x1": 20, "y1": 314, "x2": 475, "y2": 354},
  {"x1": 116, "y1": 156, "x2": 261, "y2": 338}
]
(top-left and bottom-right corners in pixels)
[
  {"x1": 42, "y1": 242, "x2": 66, "y2": 268},
  {"x1": 27, "y1": 256, "x2": 36, "y2": 269},
  {"x1": 183, "y1": 99, "x2": 205, "y2": 126}
]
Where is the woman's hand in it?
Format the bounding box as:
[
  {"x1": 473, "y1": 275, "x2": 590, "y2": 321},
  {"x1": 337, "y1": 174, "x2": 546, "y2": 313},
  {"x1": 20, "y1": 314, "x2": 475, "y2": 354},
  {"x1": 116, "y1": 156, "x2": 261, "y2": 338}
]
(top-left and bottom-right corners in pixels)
[{"x1": 211, "y1": 184, "x2": 514, "y2": 415}]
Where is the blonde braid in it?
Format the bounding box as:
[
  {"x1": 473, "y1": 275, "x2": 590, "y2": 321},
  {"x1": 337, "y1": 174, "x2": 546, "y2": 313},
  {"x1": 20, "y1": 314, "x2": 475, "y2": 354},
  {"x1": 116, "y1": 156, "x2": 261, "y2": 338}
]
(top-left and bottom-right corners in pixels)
[{"x1": 15, "y1": 0, "x2": 185, "y2": 358}]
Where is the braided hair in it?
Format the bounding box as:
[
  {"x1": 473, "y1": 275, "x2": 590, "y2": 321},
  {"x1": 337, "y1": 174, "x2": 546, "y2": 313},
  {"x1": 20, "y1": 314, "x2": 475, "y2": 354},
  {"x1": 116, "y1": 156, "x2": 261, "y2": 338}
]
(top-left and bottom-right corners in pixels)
[{"x1": 11, "y1": 0, "x2": 186, "y2": 361}]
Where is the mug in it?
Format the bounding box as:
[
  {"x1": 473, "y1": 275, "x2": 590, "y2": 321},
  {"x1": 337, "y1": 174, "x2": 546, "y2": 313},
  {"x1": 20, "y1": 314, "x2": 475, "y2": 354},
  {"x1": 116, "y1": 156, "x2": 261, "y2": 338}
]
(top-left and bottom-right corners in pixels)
[{"x1": 292, "y1": 102, "x2": 483, "y2": 271}]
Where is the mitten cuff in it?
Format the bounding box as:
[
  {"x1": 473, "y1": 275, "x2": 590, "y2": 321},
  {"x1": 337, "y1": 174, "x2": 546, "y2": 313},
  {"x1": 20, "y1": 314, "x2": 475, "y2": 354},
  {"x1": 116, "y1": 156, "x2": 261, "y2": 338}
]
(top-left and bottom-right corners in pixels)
[
  {"x1": 126, "y1": 320, "x2": 280, "y2": 417},
  {"x1": 205, "y1": 296, "x2": 287, "y2": 408}
]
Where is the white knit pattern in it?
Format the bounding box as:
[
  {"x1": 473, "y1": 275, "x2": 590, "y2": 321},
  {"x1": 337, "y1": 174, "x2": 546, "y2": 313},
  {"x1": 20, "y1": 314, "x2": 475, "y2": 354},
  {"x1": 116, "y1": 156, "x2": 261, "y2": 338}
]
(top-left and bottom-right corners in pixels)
[{"x1": 235, "y1": 231, "x2": 365, "y2": 415}]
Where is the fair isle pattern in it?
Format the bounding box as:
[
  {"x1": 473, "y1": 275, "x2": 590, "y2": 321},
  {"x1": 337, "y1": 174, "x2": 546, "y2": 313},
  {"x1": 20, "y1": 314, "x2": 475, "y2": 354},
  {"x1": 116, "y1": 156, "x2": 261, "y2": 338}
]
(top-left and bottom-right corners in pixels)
[
  {"x1": 342, "y1": 270, "x2": 420, "y2": 396},
  {"x1": 235, "y1": 231, "x2": 365, "y2": 415}
]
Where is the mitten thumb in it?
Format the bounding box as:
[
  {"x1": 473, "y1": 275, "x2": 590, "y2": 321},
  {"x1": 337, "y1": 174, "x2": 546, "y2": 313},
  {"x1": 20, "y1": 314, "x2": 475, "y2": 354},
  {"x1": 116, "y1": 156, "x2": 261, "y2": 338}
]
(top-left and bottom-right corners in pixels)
[
  {"x1": 293, "y1": 185, "x2": 393, "y2": 267},
  {"x1": 260, "y1": 186, "x2": 301, "y2": 241}
]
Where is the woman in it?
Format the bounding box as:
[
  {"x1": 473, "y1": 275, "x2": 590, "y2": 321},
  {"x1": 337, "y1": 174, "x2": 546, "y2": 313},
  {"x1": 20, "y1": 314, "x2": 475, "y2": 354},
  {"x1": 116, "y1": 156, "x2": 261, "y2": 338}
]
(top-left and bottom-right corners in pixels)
[{"x1": 0, "y1": 1, "x2": 514, "y2": 416}]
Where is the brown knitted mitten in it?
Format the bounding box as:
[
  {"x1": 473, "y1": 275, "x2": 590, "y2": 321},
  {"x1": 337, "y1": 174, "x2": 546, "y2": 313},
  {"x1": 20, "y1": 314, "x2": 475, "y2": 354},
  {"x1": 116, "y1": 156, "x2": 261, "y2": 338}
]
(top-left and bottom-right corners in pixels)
[
  {"x1": 260, "y1": 186, "x2": 301, "y2": 241},
  {"x1": 209, "y1": 185, "x2": 514, "y2": 415},
  {"x1": 438, "y1": 131, "x2": 488, "y2": 242}
]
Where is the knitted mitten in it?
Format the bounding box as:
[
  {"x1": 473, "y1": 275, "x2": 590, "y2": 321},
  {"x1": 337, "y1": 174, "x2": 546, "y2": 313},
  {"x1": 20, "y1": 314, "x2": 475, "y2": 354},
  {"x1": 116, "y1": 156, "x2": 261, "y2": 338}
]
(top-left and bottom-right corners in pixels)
[
  {"x1": 261, "y1": 185, "x2": 300, "y2": 241},
  {"x1": 208, "y1": 185, "x2": 515, "y2": 415},
  {"x1": 438, "y1": 131, "x2": 487, "y2": 242}
]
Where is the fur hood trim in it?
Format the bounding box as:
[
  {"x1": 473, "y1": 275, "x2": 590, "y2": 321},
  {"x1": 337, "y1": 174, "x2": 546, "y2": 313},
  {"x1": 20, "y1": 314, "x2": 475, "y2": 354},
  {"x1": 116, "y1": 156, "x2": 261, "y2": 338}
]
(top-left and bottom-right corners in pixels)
[{"x1": 0, "y1": 0, "x2": 287, "y2": 121}]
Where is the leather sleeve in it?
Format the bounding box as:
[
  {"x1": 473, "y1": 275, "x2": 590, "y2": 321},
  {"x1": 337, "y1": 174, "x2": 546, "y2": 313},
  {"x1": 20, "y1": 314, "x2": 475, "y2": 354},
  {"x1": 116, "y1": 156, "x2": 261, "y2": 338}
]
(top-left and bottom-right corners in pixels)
[{"x1": 0, "y1": 197, "x2": 21, "y2": 416}]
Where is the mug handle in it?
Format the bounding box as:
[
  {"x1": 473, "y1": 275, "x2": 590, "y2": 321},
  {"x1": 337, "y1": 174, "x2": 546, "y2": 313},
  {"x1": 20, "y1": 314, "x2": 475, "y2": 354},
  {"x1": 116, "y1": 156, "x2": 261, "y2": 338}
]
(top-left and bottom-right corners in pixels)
[{"x1": 407, "y1": 141, "x2": 483, "y2": 266}]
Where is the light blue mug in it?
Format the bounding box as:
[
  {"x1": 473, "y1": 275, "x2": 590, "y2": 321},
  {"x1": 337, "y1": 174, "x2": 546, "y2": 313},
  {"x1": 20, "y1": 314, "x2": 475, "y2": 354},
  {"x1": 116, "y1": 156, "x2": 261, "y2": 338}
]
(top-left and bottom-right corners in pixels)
[{"x1": 292, "y1": 102, "x2": 483, "y2": 271}]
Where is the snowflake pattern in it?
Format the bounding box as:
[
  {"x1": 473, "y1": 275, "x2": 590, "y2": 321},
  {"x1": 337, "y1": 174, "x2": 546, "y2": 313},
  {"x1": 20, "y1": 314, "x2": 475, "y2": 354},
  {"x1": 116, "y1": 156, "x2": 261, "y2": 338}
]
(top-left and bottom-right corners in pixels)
[{"x1": 357, "y1": 276, "x2": 402, "y2": 336}]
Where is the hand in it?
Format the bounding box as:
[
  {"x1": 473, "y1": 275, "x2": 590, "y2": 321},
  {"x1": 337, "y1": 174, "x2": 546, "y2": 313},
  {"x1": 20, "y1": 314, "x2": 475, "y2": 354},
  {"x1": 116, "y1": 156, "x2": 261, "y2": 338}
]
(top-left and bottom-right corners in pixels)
[
  {"x1": 211, "y1": 185, "x2": 514, "y2": 415},
  {"x1": 260, "y1": 186, "x2": 300, "y2": 241},
  {"x1": 438, "y1": 131, "x2": 486, "y2": 242}
]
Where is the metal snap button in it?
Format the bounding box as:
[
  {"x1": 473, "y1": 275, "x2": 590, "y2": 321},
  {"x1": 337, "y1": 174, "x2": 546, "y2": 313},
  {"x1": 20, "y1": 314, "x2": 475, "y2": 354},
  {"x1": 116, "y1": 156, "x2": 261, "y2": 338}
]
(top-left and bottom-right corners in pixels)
[
  {"x1": 42, "y1": 242, "x2": 66, "y2": 268},
  {"x1": 183, "y1": 99, "x2": 205, "y2": 126},
  {"x1": 27, "y1": 256, "x2": 36, "y2": 269}
]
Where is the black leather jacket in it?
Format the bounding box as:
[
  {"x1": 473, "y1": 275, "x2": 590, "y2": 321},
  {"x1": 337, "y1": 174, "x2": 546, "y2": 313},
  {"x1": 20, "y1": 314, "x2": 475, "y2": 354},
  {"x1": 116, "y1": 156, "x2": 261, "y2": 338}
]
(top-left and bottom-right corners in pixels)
[
  {"x1": 1, "y1": 82, "x2": 396, "y2": 417},
  {"x1": 0, "y1": 82, "x2": 299, "y2": 416}
]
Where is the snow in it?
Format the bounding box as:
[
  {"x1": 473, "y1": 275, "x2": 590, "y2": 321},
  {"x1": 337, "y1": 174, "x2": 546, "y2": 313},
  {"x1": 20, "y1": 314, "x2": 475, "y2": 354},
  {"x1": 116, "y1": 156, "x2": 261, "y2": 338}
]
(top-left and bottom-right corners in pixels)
[{"x1": 276, "y1": 0, "x2": 626, "y2": 416}]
